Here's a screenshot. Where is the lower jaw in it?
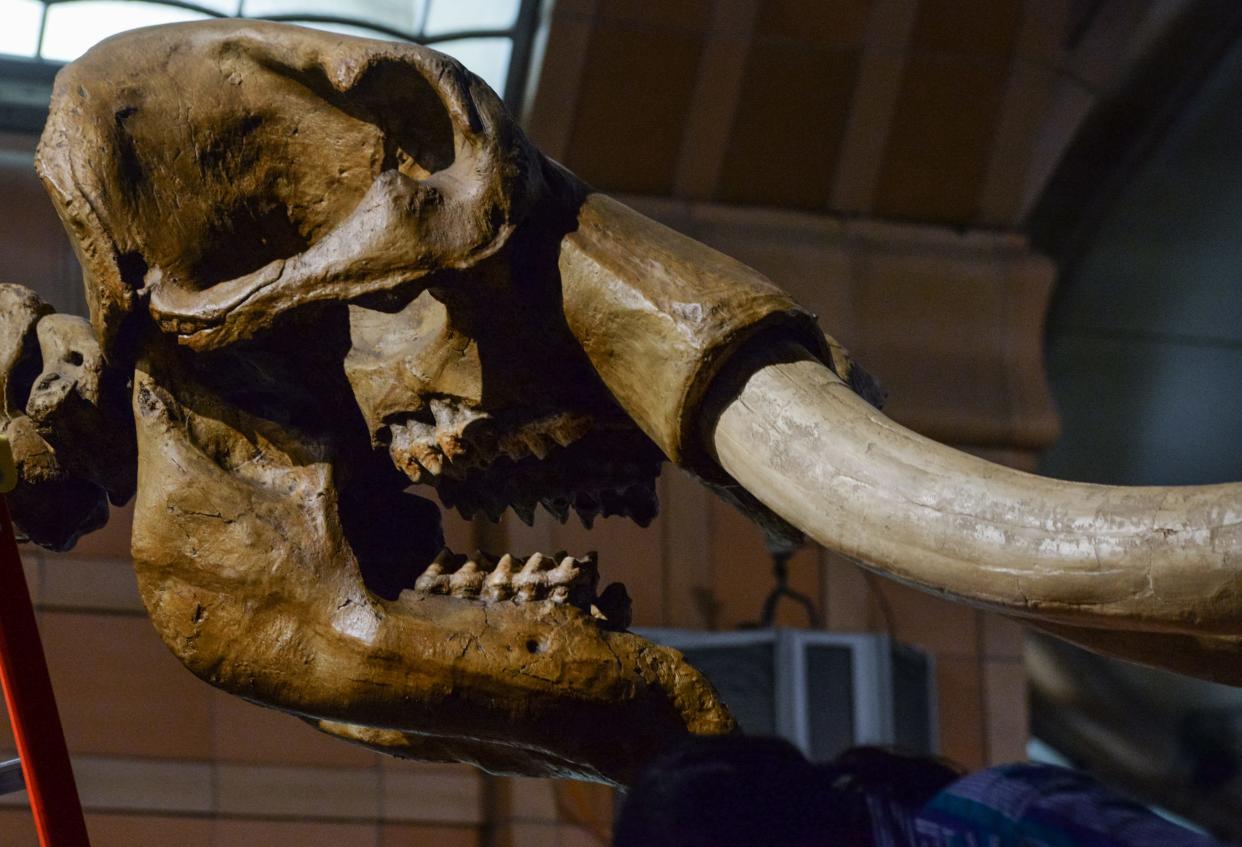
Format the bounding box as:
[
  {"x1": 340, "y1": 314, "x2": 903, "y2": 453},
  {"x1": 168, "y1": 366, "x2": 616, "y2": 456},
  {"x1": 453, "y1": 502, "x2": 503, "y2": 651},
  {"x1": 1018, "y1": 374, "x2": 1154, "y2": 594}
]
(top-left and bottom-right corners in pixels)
[
  {"x1": 136, "y1": 561, "x2": 735, "y2": 783},
  {"x1": 130, "y1": 355, "x2": 735, "y2": 784}
]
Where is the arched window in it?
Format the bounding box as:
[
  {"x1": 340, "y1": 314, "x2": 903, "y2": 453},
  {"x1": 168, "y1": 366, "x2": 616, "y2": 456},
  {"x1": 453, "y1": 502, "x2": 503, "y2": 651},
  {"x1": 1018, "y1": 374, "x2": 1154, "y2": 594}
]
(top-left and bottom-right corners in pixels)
[{"x1": 0, "y1": 0, "x2": 541, "y2": 130}]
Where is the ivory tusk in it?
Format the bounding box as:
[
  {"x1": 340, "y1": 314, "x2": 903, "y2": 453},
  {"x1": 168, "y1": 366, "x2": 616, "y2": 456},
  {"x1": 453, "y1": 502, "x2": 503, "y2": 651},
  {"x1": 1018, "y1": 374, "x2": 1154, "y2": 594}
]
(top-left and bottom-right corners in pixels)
[{"x1": 703, "y1": 339, "x2": 1242, "y2": 640}]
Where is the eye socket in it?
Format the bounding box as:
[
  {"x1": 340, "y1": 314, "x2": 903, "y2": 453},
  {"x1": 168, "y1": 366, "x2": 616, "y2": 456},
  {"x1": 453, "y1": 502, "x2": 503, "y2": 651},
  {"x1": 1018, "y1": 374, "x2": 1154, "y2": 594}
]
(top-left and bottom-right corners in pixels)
[{"x1": 191, "y1": 197, "x2": 311, "y2": 290}]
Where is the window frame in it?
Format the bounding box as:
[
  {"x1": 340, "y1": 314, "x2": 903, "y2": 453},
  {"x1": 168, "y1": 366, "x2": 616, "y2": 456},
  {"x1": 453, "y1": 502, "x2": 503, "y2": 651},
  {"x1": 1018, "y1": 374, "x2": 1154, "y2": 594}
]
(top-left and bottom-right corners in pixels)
[{"x1": 0, "y1": 0, "x2": 541, "y2": 133}]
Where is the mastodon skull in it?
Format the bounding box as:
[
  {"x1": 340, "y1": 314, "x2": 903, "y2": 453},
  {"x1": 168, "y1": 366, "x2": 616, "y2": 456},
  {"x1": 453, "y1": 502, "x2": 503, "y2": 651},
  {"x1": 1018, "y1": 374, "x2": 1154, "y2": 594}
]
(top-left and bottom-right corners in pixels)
[{"x1": 18, "y1": 19, "x2": 1242, "y2": 785}]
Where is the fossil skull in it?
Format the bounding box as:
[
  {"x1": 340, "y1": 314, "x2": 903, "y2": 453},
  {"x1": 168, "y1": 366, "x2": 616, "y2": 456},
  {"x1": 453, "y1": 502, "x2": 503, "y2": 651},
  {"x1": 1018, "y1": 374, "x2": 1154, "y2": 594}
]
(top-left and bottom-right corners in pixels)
[{"x1": 16, "y1": 19, "x2": 1242, "y2": 785}]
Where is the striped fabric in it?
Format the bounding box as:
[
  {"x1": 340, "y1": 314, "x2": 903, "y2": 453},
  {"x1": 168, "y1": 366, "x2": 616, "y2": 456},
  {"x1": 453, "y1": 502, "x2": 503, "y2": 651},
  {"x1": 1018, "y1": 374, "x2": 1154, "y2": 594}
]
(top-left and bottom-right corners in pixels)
[{"x1": 874, "y1": 764, "x2": 1225, "y2": 847}]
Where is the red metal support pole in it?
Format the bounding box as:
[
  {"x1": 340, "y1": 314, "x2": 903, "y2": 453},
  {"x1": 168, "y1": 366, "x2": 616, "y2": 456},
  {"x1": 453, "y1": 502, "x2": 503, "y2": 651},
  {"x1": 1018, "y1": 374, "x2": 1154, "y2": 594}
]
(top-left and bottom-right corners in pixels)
[{"x1": 0, "y1": 440, "x2": 91, "y2": 846}]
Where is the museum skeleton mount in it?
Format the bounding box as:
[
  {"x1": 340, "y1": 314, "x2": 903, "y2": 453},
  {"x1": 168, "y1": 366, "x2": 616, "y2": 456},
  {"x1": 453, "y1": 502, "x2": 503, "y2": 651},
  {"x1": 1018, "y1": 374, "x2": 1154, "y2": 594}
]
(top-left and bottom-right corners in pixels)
[{"x1": 3, "y1": 19, "x2": 1242, "y2": 788}]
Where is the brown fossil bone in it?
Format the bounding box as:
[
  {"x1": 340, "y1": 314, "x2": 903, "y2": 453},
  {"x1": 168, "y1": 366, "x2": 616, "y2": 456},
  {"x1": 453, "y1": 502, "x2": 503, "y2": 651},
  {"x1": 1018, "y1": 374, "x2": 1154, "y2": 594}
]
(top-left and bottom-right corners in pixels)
[
  {"x1": 0, "y1": 285, "x2": 133, "y2": 550},
  {"x1": 33, "y1": 20, "x2": 766, "y2": 784},
  {"x1": 25, "y1": 18, "x2": 1242, "y2": 787},
  {"x1": 702, "y1": 340, "x2": 1242, "y2": 684}
]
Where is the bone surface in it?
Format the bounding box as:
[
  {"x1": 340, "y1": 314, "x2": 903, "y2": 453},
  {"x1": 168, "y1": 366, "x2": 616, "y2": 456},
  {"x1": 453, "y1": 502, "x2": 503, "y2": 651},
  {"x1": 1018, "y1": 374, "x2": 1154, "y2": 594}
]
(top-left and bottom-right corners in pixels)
[
  {"x1": 28, "y1": 20, "x2": 749, "y2": 784},
  {"x1": 20, "y1": 15, "x2": 1242, "y2": 788},
  {"x1": 705, "y1": 340, "x2": 1242, "y2": 681}
]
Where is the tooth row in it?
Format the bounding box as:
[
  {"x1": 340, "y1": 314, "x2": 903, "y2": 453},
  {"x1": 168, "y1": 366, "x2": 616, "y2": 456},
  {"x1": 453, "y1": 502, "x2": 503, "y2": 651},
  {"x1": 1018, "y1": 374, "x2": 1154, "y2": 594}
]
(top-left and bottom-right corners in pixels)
[
  {"x1": 387, "y1": 406, "x2": 595, "y2": 485},
  {"x1": 413, "y1": 550, "x2": 599, "y2": 609},
  {"x1": 440, "y1": 478, "x2": 659, "y2": 530}
]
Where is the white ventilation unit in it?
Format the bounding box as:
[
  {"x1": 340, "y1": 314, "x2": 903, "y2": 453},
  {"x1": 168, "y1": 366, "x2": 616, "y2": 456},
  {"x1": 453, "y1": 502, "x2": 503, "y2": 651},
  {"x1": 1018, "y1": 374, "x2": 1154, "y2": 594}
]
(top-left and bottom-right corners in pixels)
[{"x1": 636, "y1": 628, "x2": 937, "y2": 761}]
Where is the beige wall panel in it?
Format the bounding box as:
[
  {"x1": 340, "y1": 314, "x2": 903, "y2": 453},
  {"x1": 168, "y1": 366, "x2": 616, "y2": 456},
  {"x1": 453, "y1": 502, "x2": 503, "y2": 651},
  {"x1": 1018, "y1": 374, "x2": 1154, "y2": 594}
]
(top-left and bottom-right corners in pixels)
[
  {"x1": 718, "y1": 45, "x2": 859, "y2": 208},
  {"x1": 563, "y1": 24, "x2": 706, "y2": 194},
  {"x1": 594, "y1": 0, "x2": 711, "y2": 29},
  {"x1": 62, "y1": 500, "x2": 133, "y2": 560},
  {"x1": 869, "y1": 580, "x2": 980, "y2": 660},
  {"x1": 522, "y1": 0, "x2": 597, "y2": 157},
  {"x1": 821, "y1": 552, "x2": 875, "y2": 633},
  {"x1": 1001, "y1": 253, "x2": 1061, "y2": 447},
  {"x1": 87, "y1": 813, "x2": 213, "y2": 847},
  {"x1": 671, "y1": 0, "x2": 760, "y2": 199},
  {"x1": 215, "y1": 763, "x2": 379, "y2": 819},
  {"x1": 982, "y1": 612, "x2": 1028, "y2": 661},
  {"x1": 829, "y1": 0, "x2": 920, "y2": 214},
  {"x1": 874, "y1": 51, "x2": 1013, "y2": 224},
  {"x1": 381, "y1": 823, "x2": 481, "y2": 847},
  {"x1": 213, "y1": 818, "x2": 378, "y2": 847},
  {"x1": 936, "y1": 656, "x2": 987, "y2": 770},
  {"x1": 379, "y1": 759, "x2": 483, "y2": 825},
  {"x1": 984, "y1": 658, "x2": 1030, "y2": 764},
  {"x1": 707, "y1": 496, "x2": 819, "y2": 629},
  {"x1": 211, "y1": 691, "x2": 379, "y2": 768},
  {"x1": 659, "y1": 467, "x2": 714, "y2": 628},
  {"x1": 854, "y1": 246, "x2": 1009, "y2": 440},
  {"x1": 0, "y1": 157, "x2": 80, "y2": 314},
  {"x1": 0, "y1": 810, "x2": 36, "y2": 844},
  {"x1": 40, "y1": 612, "x2": 214, "y2": 760},
  {"x1": 872, "y1": 0, "x2": 1021, "y2": 223}
]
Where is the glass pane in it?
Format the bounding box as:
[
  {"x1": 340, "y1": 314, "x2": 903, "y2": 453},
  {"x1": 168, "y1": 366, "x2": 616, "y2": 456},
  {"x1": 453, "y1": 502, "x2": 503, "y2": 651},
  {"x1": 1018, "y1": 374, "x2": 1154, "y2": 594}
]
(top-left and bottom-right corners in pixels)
[
  {"x1": 244, "y1": 0, "x2": 423, "y2": 38},
  {"x1": 41, "y1": 1, "x2": 211, "y2": 61},
  {"x1": 180, "y1": 0, "x2": 239, "y2": 15},
  {"x1": 424, "y1": 0, "x2": 518, "y2": 36},
  {"x1": 285, "y1": 20, "x2": 404, "y2": 41},
  {"x1": 431, "y1": 36, "x2": 510, "y2": 99},
  {"x1": 0, "y1": 0, "x2": 43, "y2": 58}
]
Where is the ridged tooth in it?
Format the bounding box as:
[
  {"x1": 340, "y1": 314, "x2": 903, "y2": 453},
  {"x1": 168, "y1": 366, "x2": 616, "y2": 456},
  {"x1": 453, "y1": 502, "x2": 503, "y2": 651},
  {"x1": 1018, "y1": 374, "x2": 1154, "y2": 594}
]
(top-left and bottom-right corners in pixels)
[
  {"x1": 573, "y1": 493, "x2": 600, "y2": 529},
  {"x1": 521, "y1": 430, "x2": 551, "y2": 460},
  {"x1": 626, "y1": 484, "x2": 658, "y2": 527},
  {"x1": 460, "y1": 421, "x2": 498, "y2": 463},
  {"x1": 514, "y1": 552, "x2": 548, "y2": 602},
  {"x1": 394, "y1": 455, "x2": 430, "y2": 485},
  {"x1": 414, "y1": 559, "x2": 449, "y2": 594},
  {"x1": 598, "y1": 488, "x2": 625, "y2": 519},
  {"x1": 448, "y1": 559, "x2": 485, "y2": 597},
  {"x1": 498, "y1": 434, "x2": 529, "y2": 462},
  {"x1": 482, "y1": 554, "x2": 515, "y2": 602},
  {"x1": 511, "y1": 500, "x2": 536, "y2": 526},
  {"x1": 420, "y1": 451, "x2": 445, "y2": 477},
  {"x1": 547, "y1": 420, "x2": 581, "y2": 447},
  {"x1": 549, "y1": 429, "x2": 576, "y2": 448},
  {"x1": 540, "y1": 497, "x2": 570, "y2": 523},
  {"x1": 549, "y1": 555, "x2": 579, "y2": 582},
  {"x1": 436, "y1": 432, "x2": 466, "y2": 460},
  {"x1": 482, "y1": 499, "x2": 505, "y2": 523}
]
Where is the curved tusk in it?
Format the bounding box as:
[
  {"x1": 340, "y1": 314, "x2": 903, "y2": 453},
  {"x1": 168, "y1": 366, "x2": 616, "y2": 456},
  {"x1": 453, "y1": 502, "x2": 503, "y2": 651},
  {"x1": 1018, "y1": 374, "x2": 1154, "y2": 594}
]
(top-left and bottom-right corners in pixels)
[{"x1": 703, "y1": 339, "x2": 1242, "y2": 639}]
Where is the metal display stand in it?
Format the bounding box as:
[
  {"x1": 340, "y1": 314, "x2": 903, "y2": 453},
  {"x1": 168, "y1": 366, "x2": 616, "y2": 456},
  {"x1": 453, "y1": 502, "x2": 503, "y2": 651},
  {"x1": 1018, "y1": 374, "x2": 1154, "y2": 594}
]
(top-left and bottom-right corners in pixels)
[{"x1": 0, "y1": 436, "x2": 90, "y2": 846}]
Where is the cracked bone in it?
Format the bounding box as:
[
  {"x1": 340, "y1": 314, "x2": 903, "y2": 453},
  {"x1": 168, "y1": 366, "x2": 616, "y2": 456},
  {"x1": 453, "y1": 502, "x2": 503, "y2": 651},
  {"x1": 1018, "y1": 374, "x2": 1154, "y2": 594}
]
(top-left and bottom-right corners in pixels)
[{"x1": 24, "y1": 17, "x2": 1242, "y2": 788}]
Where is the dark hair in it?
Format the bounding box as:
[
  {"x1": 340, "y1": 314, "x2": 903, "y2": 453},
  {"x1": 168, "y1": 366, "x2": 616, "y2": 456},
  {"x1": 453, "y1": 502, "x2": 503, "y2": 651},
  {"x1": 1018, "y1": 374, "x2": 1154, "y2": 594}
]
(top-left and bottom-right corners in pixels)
[
  {"x1": 818, "y1": 746, "x2": 961, "y2": 808},
  {"x1": 613, "y1": 737, "x2": 871, "y2": 847}
]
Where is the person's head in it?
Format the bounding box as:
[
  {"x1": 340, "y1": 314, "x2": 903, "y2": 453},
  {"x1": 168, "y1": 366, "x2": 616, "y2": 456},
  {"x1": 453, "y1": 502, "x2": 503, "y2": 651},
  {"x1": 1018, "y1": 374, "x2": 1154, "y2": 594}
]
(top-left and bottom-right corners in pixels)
[
  {"x1": 613, "y1": 736, "x2": 868, "y2": 847},
  {"x1": 821, "y1": 745, "x2": 961, "y2": 807}
]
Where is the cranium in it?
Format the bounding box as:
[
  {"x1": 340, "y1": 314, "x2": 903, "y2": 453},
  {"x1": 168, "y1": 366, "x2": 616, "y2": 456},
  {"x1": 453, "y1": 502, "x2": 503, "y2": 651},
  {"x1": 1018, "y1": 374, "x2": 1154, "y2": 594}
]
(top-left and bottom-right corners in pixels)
[{"x1": 12, "y1": 19, "x2": 1242, "y2": 785}]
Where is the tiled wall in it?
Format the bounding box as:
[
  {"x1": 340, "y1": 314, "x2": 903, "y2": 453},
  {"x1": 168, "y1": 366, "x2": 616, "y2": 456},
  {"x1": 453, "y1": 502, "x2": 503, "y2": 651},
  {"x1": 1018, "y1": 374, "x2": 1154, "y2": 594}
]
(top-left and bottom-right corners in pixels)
[{"x1": 0, "y1": 520, "x2": 487, "y2": 845}]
